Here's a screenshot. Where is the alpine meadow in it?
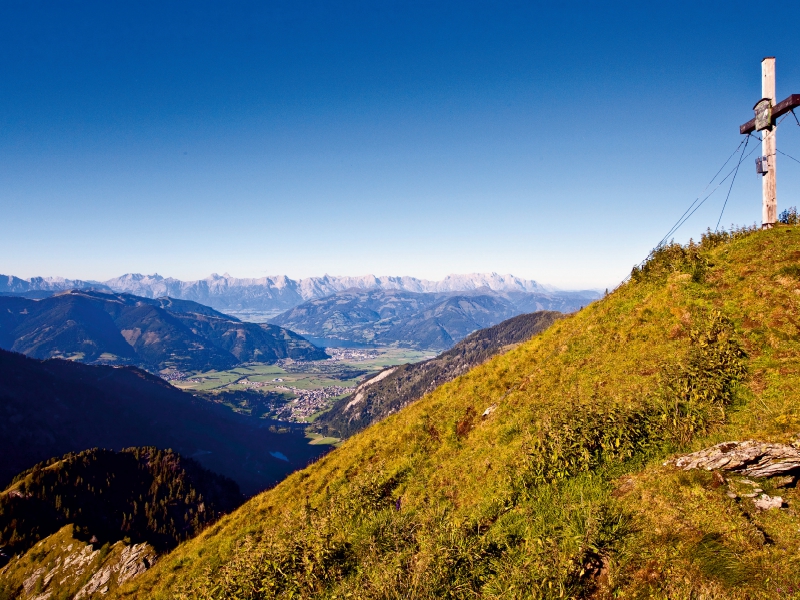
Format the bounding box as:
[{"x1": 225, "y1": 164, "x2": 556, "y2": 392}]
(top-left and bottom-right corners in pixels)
[{"x1": 103, "y1": 226, "x2": 800, "y2": 599}]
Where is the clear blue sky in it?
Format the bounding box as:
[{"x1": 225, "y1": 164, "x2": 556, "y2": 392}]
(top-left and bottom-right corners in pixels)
[{"x1": 2, "y1": 1, "x2": 800, "y2": 288}]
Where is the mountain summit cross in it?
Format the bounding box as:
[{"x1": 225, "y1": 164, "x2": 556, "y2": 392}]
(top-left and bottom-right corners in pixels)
[{"x1": 739, "y1": 57, "x2": 800, "y2": 228}]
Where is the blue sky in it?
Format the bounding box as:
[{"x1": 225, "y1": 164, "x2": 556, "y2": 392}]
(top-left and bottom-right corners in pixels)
[{"x1": 2, "y1": 1, "x2": 800, "y2": 288}]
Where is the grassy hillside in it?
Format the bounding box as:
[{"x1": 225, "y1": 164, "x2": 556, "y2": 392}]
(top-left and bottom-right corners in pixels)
[
  {"x1": 115, "y1": 226, "x2": 800, "y2": 599},
  {"x1": 316, "y1": 311, "x2": 562, "y2": 438}
]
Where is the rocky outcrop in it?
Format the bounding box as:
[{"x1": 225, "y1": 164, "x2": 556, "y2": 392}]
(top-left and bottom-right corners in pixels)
[
  {"x1": 666, "y1": 440, "x2": 800, "y2": 478},
  {"x1": 74, "y1": 543, "x2": 156, "y2": 598}
]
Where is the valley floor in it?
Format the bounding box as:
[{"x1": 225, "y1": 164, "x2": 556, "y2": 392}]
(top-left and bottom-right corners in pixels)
[{"x1": 167, "y1": 347, "x2": 433, "y2": 423}]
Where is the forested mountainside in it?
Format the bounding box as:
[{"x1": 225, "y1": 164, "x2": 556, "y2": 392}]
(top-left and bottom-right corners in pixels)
[
  {"x1": 115, "y1": 227, "x2": 800, "y2": 599},
  {"x1": 1, "y1": 272, "x2": 599, "y2": 314},
  {"x1": 0, "y1": 290, "x2": 326, "y2": 372},
  {"x1": 0, "y1": 448, "x2": 241, "y2": 600},
  {"x1": 0, "y1": 349, "x2": 331, "y2": 495},
  {"x1": 316, "y1": 311, "x2": 561, "y2": 438},
  {"x1": 270, "y1": 289, "x2": 579, "y2": 349},
  {"x1": 0, "y1": 447, "x2": 241, "y2": 558}
]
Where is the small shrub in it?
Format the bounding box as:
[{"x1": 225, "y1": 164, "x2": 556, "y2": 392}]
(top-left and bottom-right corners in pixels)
[
  {"x1": 779, "y1": 206, "x2": 798, "y2": 225},
  {"x1": 691, "y1": 533, "x2": 747, "y2": 586},
  {"x1": 631, "y1": 227, "x2": 757, "y2": 283},
  {"x1": 777, "y1": 264, "x2": 800, "y2": 279}
]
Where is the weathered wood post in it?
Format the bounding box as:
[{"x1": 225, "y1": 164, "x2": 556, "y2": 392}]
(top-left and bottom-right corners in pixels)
[
  {"x1": 762, "y1": 57, "x2": 777, "y2": 227},
  {"x1": 741, "y1": 60, "x2": 798, "y2": 226}
]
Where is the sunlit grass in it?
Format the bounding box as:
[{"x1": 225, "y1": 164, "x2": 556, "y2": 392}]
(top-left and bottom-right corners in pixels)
[{"x1": 115, "y1": 226, "x2": 800, "y2": 599}]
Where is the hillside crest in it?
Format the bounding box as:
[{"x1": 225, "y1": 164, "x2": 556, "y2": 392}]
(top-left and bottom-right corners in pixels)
[{"x1": 111, "y1": 226, "x2": 800, "y2": 599}]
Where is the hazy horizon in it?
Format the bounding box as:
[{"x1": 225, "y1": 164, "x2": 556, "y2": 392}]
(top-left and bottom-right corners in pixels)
[
  {"x1": 2, "y1": 1, "x2": 799, "y2": 289},
  {"x1": 2, "y1": 269, "x2": 601, "y2": 292}
]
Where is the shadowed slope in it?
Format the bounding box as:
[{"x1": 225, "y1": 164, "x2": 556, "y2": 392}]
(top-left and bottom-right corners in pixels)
[{"x1": 0, "y1": 350, "x2": 331, "y2": 495}]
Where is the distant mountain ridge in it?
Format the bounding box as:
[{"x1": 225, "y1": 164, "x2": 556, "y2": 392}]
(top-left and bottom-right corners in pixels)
[
  {"x1": 0, "y1": 290, "x2": 326, "y2": 371},
  {"x1": 270, "y1": 288, "x2": 594, "y2": 349},
  {"x1": 1, "y1": 272, "x2": 597, "y2": 313}
]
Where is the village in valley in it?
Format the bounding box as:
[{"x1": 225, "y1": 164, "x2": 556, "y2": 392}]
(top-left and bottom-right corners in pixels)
[{"x1": 162, "y1": 346, "x2": 432, "y2": 423}]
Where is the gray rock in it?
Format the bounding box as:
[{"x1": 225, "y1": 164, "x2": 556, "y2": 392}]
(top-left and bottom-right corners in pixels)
[
  {"x1": 666, "y1": 441, "x2": 800, "y2": 478},
  {"x1": 753, "y1": 494, "x2": 783, "y2": 510},
  {"x1": 74, "y1": 543, "x2": 156, "y2": 599}
]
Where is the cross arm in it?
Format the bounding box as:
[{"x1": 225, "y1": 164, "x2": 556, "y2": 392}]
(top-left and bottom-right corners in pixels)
[{"x1": 740, "y1": 94, "x2": 800, "y2": 134}]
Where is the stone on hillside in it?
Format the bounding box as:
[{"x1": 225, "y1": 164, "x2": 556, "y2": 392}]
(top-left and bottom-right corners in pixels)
[
  {"x1": 666, "y1": 440, "x2": 800, "y2": 478},
  {"x1": 753, "y1": 494, "x2": 783, "y2": 510},
  {"x1": 74, "y1": 542, "x2": 156, "y2": 599}
]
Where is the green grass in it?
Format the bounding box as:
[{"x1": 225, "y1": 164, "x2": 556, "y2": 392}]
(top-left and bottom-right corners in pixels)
[
  {"x1": 115, "y1": 226, "x2": 800, "y2": 599},
  {"x1": 306, "y1": 433, "x2": 342, "y2": 446}
]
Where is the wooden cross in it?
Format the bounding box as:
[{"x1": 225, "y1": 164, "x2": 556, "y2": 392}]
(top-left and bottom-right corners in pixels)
[{"x1": 740, "y1": 57, "x2": 800, "y2": 228}]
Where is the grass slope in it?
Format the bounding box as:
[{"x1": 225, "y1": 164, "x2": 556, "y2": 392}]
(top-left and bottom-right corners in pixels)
[
  {"x1": 316, "y1": 311, "x2": 562, "y2": 438},
  {"x1": 116, "y1": 227, "x2": 800, "y2": 599}
]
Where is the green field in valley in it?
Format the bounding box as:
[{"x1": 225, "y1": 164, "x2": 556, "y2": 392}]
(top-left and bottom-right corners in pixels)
[
  {"x1": 173, "y1": 347, "x2": 431, "y2": 394},
  {"x1": 170, "y1": 347, "x2": 433, "y2": 426}
]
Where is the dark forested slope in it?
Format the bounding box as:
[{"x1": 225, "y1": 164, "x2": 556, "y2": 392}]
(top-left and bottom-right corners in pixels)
[
  {"x1": 0, "y1": 447, "x2": 242, "y2": 558},
  {"x1": 316, "y1": 311, "x2": 561, "y2": 438},
  {"x1": 0, "y1": 349, "x2": 331, "y2": 495}
]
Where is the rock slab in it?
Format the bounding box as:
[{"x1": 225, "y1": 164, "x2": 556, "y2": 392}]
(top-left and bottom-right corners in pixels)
[{"x1": 667, "y1": 440, "x2": 800, "y2": 478}]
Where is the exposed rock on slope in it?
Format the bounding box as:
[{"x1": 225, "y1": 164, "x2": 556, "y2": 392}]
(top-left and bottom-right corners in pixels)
[
  {"x1": 667, "y1": 440, "x2": 800, "y2": 477},
  {"x1": 0, "y1": 524, "x2": 157, "y2": 600},
  {"x1": 315, "y1": 311, "x2": 561, "y2": 438}
]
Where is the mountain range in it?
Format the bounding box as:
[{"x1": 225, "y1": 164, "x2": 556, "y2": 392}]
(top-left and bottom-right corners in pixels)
[
  {"x1": 1, "y1": 272, "x2": 599, "y2": 314},
  {"x1": 0, "y1": 290, "x2": 326, "y2": 372},
  {"x1": 269, "y1": 288, "x2": 585, "y2": 349}
]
